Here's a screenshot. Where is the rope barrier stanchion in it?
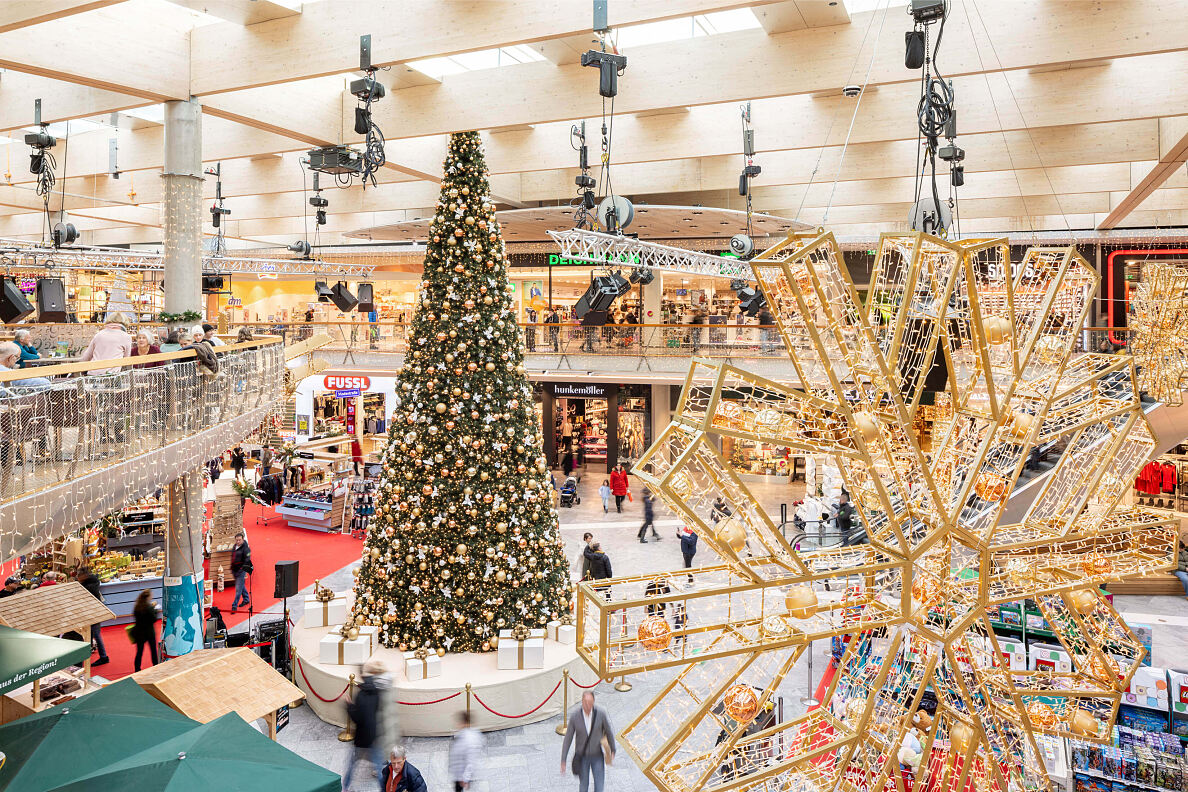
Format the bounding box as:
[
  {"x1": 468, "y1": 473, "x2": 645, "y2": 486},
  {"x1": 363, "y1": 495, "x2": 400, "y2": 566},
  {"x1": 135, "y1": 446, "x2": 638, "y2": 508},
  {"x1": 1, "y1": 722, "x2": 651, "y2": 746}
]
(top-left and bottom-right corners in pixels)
[
  {"x1": 465, "y1": 682, "x2": 472, "y2": 722},
  {"x1": 614, "y1": 674, "x2": 632, "y2": 692},
  {"x1": 568, "y1": 676, "x2": 602, "y2": 689},
  {"x1": 337, "y1": 673, "x2": 357, "y2": 743},
  {"x1": 555, "y1": 669, "x2": 570, "y2": 735}
]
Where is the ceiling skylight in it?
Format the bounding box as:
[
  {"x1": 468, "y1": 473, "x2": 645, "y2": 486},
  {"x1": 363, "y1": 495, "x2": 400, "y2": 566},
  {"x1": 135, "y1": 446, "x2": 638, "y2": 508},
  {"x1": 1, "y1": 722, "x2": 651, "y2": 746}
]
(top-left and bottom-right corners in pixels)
[
  {"x1": 409, "y1": 45, "x2": 546, "y2": 80},
  {"x1": 612, "y1": 8, "x2": 761, "y2": 49}
]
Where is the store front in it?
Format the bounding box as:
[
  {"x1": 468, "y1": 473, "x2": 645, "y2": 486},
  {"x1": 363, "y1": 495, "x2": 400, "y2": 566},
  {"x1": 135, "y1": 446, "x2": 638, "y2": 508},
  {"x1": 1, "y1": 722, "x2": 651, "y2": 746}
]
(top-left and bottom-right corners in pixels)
[
  {"x1": 536, "y1": 382, "x2": 653, "y2": 473},
  {"x1": 294, "y1": 372, "x2": 396, "y2": 443}
]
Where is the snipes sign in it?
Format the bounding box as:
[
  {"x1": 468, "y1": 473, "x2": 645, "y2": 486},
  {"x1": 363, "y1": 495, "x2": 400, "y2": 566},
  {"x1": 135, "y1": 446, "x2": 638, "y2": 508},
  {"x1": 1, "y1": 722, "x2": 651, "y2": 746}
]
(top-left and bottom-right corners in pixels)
[{"x1": 323, "y1": 375, "x2": 371, "y2": 392}]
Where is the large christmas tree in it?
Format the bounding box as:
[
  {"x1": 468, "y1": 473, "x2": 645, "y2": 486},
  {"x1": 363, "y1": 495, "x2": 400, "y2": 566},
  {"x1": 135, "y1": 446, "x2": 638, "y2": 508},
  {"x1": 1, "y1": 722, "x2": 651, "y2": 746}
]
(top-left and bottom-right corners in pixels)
[{"x1": 352, "y1": 132, "x2": 570, "y2": 654}]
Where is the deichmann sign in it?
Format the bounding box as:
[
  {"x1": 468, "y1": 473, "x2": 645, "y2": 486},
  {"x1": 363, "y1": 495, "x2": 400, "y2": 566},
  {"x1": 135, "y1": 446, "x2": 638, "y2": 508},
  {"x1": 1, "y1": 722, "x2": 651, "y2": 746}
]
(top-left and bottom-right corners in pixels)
[
  {"x1": 547, "y1": 383, "x2": 610, "y2": 398},
  {"x1": 323, "y1": 375, "x2": 371, "y2": 391}
]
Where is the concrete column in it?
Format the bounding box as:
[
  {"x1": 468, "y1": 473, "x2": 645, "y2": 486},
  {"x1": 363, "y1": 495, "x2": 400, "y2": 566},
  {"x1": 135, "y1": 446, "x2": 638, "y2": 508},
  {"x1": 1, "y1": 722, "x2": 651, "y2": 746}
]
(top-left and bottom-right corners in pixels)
[
  {"x1": 650, "y1": 384, "x2": 672, "y2": 445},
  {"x1": 162, "y1": 99, "x2": 206, "y2": 658},
  {"x1": 643, "y1": 274, "x2": 663, "y2": 324},
  {"x1": 163, "y1": 99, "x2": 203, "y2": 319},
  {"x1": 163, "y1": 470, "x2": 206, "y2": 657}
]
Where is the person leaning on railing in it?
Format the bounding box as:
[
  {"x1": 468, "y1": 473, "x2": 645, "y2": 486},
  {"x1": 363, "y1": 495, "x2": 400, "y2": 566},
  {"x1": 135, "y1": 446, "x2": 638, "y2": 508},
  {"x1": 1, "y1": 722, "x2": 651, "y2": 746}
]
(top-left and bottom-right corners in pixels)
[
  {"x1": 79, "y1": 312, "x2": 133, "y2": 375},
  {"x1": 181, "y1": 325, "x2": 219, "y2": 375},
  {"x1": 0, "y1": 341, "x2": 52, "y2": 396}
]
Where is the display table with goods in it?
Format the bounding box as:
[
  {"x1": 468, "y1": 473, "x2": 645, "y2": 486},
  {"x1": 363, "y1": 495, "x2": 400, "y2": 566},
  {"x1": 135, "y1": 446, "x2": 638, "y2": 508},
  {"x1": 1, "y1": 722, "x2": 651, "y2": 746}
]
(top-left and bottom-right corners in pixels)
[
  {"x1": 106, "y1": 496, "x2": 167, "y2": 555},
  {"x1": 276, "y1": 482, "x2": 347, "y2": 532},
  {"x1": 0, "y1": 583, "x2": 114, "y2": 723}
]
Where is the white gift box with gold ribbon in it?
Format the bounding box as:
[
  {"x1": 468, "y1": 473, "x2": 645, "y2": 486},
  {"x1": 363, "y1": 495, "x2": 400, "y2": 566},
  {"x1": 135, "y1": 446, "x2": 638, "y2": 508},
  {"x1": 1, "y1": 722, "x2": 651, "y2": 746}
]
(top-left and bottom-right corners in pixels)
[
  {"x1": 318, "y1": 632, "x2": 370, "y2": 665},
  {"x1": 546, "y1": 620, "x2": 576, "y2": 645},
  {"x1": 304, "y1": 593, "x2": 347, "y2": 628},
  {"x1": 357, "y1": 625, "x2": 379, "y2": 654},
  {"x1": 496, "y1": 627, "x2": 545, "y2": 670},
  {"x1": 403, "y1": 650, "x2": 443, "y2": 681}
]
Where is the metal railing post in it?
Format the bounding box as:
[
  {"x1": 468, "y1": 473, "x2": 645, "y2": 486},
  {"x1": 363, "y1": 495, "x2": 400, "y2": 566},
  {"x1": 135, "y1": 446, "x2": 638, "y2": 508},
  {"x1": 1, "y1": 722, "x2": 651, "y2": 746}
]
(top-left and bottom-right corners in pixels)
[{"x1": 555, "y1": 669, "x2": 570, "y2": 735}]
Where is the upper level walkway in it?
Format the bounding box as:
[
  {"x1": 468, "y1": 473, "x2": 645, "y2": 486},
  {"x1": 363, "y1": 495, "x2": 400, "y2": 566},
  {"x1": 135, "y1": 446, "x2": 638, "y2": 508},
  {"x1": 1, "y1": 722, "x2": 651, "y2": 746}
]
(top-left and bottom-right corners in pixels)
[{"x1": 0, "y1": 336, "x2": 290, "y2": 562}]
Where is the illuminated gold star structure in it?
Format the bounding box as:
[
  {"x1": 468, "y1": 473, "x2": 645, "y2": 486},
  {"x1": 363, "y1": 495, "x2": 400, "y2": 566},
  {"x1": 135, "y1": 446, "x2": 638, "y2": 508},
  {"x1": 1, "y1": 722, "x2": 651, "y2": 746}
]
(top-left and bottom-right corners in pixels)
[
  {"x1": 1129, "y1": 261, "x2": 1188, "y2": 406},
  {"x1": 575, "y1": 230, "x2": 1177, "y2": 792}
]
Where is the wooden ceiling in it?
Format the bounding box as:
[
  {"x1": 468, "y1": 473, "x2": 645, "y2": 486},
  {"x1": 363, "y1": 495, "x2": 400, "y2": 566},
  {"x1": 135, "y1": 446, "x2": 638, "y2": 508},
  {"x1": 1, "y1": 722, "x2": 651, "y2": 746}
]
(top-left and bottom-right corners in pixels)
[{"x1": 0, "y1": 0, "x2": 1185, "y2": 250}]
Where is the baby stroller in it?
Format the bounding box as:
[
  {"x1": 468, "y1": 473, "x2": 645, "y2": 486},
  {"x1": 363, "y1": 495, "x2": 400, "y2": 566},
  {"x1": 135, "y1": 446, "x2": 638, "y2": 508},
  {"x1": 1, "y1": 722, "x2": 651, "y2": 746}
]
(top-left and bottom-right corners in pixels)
[{"x1": 559, "y1": 475, "x2": 581, "y2": 507}]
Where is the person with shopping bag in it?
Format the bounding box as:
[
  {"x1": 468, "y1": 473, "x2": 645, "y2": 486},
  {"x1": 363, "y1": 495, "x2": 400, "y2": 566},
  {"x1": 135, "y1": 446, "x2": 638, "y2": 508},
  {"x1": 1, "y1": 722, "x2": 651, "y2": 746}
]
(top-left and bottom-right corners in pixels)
[{"x1": 609, "y1": 465, "x2": 629, "y2": 513}]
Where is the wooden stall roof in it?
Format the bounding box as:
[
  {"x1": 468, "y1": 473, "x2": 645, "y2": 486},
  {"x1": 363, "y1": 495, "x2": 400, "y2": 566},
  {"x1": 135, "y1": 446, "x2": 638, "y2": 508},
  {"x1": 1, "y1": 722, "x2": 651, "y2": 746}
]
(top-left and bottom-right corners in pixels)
[
  {"x1": 0, "y1": 582, "x2": 114, "y2": 635},
  {"x1": 131, "y1": 648, "x2": 304, "y2": 724}
]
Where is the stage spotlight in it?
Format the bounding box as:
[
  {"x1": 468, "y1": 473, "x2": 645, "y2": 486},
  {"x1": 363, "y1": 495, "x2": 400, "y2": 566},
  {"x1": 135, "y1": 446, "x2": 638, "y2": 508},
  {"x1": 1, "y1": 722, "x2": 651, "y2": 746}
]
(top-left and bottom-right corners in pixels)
[
  {"x1": 575, "y1": 271, "x2": 631, "y2": 322},
  {"x1": 628, "y1": 267, "x2": 654, "y2": 286},
  {"x1": 315, "y1": 280, "x2": 334, "y2": 302},
  {"x1": 731, "y1": 278, "x2": 766, "y2": 316}
]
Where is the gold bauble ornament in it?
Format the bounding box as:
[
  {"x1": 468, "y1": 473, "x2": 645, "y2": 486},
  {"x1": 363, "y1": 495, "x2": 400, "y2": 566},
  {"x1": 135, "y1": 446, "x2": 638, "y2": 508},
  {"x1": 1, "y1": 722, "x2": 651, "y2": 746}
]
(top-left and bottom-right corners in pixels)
[
  {"x1": 637, "y1": 615, "x2": 672, "y2": 651},
  {"x1": 1069, "y1": 589, "x2": 1097, "y2": 615},
  {"x1": 784, "y1": 586, "x2": 818, "y2": 619},
  {"x1": 436, "y1": 647, "x2": 446, "y2": 657},
  {"x1": 983, "y1": 315, "x2": 1011, "y2": 345},
  {"x1": 973, "y1": 471, "x2": 1008, "y2": 502},
  {"x1": 435, "y1": 403, "x2": 447, "y2": 413},
  {"x1": 370, "y1": 547, "x2": 380, "y2": 559},
  {"x1": 496, "y1": 570, "x2": 507, "y2": 582},
  {"x1": 1081, "y1": 552, "x2": 1112, "y2": 577},
  {"x1": 669, "y1": 471, "x2": 694, "y2": 498},
  {"x1": 1009, "y1": 411, "x2": 1034, "y2": 440},
  {"x1": 716, "y1": 517, "x2": 747, "y2": 553},
  {"x1": 950, "y1": 720, "x2": 976, "y2": 753},
  {"x1": 1025, "y1": 701, "x2": 1057, "y2": 729},
  {"x1": 1069, "y1": 708, "x2": 1101, "y2": 737},
  {"x1": 722, "y1": 684, "x2": 760, "y2": 723},
  {"x1": 853, "y1": 411, "x2": 880, "y2": 444}
]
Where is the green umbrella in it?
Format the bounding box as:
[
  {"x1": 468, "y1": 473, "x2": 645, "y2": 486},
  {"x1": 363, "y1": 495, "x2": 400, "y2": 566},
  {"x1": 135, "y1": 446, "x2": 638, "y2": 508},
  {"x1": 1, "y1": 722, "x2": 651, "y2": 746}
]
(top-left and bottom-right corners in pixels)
[
  {"x1": 46, "y1": 711, "x2": 341, "y2": 792},
  {"x1": 0, "y1": 625, "x2": 92, "y2": 697},
  {"x1": 0, "y1": 678, "x2": 198, "y2": 792}
]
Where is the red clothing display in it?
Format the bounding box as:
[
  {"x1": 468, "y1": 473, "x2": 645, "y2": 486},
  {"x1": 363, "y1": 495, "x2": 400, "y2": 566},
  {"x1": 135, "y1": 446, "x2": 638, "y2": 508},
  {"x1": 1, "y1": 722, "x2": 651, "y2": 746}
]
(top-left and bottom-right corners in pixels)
[
  {"x1": 1135, "y1": 461, "x2": 1162, "y2": 495},
  {"x1": 1162, "y1": 461, "x2": 1177, "y2": 493}
]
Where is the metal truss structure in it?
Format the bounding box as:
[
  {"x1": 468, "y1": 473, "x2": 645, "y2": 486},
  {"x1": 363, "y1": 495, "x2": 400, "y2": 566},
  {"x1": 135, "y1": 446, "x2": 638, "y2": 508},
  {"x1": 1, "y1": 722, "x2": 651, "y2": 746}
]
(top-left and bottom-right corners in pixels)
[
  {"x1": 548, "y1": 228, "x2": 756, "y2": 281},
  {"x1": 1129, "y1": 262, "x2": 1188, "y2": 406},
  {"x1": 577, "y1": 229, "x2": 1178, "y2": 792},
  {"x1": 0, "y1": 238, "x2": 376, "y2": 278}
]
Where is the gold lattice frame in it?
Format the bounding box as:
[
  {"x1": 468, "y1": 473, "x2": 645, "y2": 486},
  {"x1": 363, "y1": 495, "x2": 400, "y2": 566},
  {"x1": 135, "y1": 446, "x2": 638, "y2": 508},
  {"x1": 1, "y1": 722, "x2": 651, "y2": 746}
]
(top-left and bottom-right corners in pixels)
[{"x1": 577, "y1": 230, "x2": 1177, "y2": 792}]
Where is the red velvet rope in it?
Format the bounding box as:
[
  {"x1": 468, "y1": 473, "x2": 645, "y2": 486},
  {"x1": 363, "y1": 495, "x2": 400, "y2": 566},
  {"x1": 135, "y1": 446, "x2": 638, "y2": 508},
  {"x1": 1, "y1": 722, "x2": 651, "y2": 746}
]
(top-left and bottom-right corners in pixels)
[
  {"x1": 394, "y1": 691, "x2": 463, "y2": 706},
  {"x1": 471, "y1": 677, "x2": 563, "y2": 719},
  {"x1": 568, "y1": 676, "x2": 602, "y2": 689},
  {"x1": 295, "y1": 656, "x2": 351, "y2": 703}
]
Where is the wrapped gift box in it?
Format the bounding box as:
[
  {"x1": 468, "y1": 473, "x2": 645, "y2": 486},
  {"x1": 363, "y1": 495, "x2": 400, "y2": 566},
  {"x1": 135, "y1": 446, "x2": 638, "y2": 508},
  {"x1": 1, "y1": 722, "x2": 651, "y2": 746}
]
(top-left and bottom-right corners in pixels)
[
  {"x1": 997, "y1": 639, "x2": 1028, "y2": 672},
  {"x1": 497, "y1": 628, "x2": 545, "y2": 670},
  {"x1": 357, "y1": 625, "x2": 380, "y2": 654},
  {"x1": 547, "y1": 620, "x2": 576, "y2": 644},
  {"x1": 1126, "y1": 665, "x2": 1168, "y2": 708},
  {"x1": 1028, "y1": 643, "x2": 1071, "y2": 674},
  {"x1": 318, "y1": 632, "x2": 371, "y2": 666},
  {"x1": 304, "y1": 593, "x2": 347, "y2": 628},
  {"x1": 403, "y1": 651, "x2": 443, "y2": 681}
]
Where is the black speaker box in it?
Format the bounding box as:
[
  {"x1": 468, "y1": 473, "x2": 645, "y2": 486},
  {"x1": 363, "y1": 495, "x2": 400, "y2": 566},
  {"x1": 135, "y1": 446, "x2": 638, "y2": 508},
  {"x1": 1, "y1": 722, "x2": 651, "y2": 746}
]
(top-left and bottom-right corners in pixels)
[
  {"x1": 36, "y1": 278, "x2": 67, "y2": 322},
  {"x1": 274, "y1": 559, "x2": 299, "y2": 598},
  {"x1": 0, "y1": 280, "x2": 34, "y2": 323},
  {"x1": 356, "y1": 283, "x2": 374, "y2": 312},
  {"x1": 330, "y1": 281, "x2": 358, "y2": 313},
  {"x1": 202, "y1": 275, "x2": 225, "y2": 294}
]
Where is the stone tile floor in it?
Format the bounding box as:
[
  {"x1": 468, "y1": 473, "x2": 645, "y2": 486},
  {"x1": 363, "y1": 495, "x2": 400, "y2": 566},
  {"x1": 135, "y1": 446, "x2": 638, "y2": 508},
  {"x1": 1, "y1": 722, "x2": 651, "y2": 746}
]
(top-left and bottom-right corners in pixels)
[{"x1": 248, "y1": 467, "x2": 1188, "y2": 791}]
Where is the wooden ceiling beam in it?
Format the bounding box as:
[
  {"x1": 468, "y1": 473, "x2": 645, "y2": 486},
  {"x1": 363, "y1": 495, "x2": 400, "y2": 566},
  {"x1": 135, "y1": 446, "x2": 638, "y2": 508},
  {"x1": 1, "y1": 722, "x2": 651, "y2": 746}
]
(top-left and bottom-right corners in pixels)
[
  {"x1": 164, "y1": 0, "x2": 299, "y2": 26},
  {"x1": 0, "y1": 0, "x2": 126, "y2": 33},
  {"x1": 1098, "y1": 117, "x2": 1188, "y2": 229},
  {"x1": 189, "y1": 0, "x2": 782, "y2": 95},
  {"x1": 0, "y1": 4, "x2": 191, "y2": 100}
]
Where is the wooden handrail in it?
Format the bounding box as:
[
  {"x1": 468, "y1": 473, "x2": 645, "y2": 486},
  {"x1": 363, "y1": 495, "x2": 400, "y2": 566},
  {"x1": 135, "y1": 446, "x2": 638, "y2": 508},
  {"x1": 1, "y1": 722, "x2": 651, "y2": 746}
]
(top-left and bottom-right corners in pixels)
[{"x1": 0, "y1": 335, "x2": 283, "y2": 384}]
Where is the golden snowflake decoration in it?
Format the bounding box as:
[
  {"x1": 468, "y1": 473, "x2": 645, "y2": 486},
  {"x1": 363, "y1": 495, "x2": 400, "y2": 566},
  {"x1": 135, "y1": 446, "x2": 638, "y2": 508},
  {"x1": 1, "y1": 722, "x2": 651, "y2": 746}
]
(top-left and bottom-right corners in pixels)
[{"x1": 576, "y1": 231, "x2": 1178, "y2": 792}]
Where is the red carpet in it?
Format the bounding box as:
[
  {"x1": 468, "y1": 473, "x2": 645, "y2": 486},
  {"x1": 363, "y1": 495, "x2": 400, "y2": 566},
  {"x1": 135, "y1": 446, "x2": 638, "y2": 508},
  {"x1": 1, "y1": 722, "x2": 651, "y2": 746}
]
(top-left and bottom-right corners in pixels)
[{"x1": 92, "y1": 499, "x2": 363, "y2": 680}]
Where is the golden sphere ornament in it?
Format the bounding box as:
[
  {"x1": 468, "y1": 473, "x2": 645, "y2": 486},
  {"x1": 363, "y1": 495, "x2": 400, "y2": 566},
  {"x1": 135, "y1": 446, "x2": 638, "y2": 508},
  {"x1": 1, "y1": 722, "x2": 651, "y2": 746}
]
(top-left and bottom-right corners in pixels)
[
  {"x1": 1025, "y1": 701, "x2": 1057, "y2": 730},
  {"x1": 1069, "y1": 589, "x2": 1097, "y2": 615},
  {"x1": 950, "y1": 720, "x2": 976, "y2": 753},
  {"x1": 722, "y1": 684, "x2": 760, "y2": 723},
  {"x1": 983, "y1": 315, "x2": 1011, "y2": 345},
  {"x1": 637, "y1": 615, "x2": 672, "y2": 651},
  {"x1": 973, "y1": 471, "x2": 1008, "y2": 502},
  {"x1": 1069, "y1": 708, "x2": 1101, "y2": 737},
  {"x1": 1081, "y1": 552, "x2": 1112, "y2": 577},
  {"x1": 853, "y1": 411, "x2": 880, "y2": 444},
  {"x1": 716, "y1": 518, "x2": 747, "y2": 553},
  {"x1": 784, "y1": 586, "x2": 818, "y2": 619}
]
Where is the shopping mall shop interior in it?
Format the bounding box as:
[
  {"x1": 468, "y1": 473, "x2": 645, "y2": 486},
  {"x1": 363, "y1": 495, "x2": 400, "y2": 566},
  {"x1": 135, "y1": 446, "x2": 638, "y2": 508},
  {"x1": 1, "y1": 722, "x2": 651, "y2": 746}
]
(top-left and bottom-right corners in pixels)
[{"x1": 3, "y1": 2, "x2": 1188, "y2": 791}]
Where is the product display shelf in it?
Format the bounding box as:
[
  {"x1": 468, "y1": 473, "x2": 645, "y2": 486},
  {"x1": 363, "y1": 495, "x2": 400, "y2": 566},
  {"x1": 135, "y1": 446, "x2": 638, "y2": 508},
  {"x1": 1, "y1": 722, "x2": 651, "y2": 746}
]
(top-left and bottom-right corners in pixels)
[
  {"x1": 98, "y1": 575, "x2": 164, "y2": 625},
  {"x1": 277, "y1": 483, "x2": 347, "y2": 532},
  {"x1": 110, "y1": 499, "x2": 168, "y2": 555}
]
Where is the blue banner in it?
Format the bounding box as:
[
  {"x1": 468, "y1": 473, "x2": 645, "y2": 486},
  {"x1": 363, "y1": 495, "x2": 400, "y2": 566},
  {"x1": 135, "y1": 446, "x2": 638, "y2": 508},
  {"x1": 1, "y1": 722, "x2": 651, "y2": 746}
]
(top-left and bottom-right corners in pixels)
[
  {"x1": 335, "y1": 388, "x2": 361, "y2": 398},
  {"x1": 162, "y1": 573, "x2": 204, "y2": 657}
]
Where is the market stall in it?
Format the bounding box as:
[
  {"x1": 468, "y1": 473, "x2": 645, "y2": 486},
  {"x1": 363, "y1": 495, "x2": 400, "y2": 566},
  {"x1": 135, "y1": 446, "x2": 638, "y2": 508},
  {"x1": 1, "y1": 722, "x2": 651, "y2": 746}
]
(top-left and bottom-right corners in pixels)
[
  {"x1": 0, "y1": 625, "x2": 92, "y2": 717},
  {"x1": 0, "y1": 583, "x2": 114, "y2": 722},
  {"x1": 132, "y1": 647, "x2": 304, "y2": 740}
]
